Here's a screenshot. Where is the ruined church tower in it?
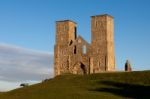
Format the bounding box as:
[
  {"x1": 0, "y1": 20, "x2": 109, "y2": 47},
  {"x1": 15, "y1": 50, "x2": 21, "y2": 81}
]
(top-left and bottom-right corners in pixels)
[
  {"x1": 54, "y1": 20, "x2": 77, "y2": 76},
  {"x1": 91, "y1": 14, "x2": 115, "y2": 72},
  {"x1": 54, "y1": 14, "x2": 116, "y2": 76}
]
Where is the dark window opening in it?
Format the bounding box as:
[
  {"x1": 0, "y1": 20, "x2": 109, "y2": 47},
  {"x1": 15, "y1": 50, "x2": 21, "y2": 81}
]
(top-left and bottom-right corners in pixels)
[
  {"x1": 74, "y1": 46, "x2": 77, "y2": 54},
  {"x1": 74, "y1": 27, "x2": 77, "y2": 39},
  {"x1": 69, "y1": 40, "x2": 73, "y2": 46},
  {"x1": 81, "y1": 63, "x2": 86, "y2": 74},
  {"x1": 67, "y1": 59, "x2": 69, "y2": 70}
]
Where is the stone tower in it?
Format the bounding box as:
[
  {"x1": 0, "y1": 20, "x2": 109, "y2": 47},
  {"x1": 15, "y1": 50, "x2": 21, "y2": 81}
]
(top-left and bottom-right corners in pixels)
[
  {"x1": 54, "y1": 20, "x2": 77, "y2": 76},
  {"x1": 91, "y1": 14, "x2": 115, "y2": 72}
]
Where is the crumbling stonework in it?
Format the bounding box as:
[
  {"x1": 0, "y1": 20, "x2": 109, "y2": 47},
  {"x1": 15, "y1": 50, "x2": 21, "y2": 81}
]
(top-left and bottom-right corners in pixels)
[
  {"x1": 54, "y1": 14, "x2": 116, "y2": 76},
  {"x1": 125, "y1": 60, "x2": 132, "y2": 72}
]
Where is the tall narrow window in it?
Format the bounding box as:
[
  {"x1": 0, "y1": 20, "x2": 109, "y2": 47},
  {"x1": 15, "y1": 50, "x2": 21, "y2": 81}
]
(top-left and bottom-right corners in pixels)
[
  {"x1": 74, "y1": 46, "x2": 77, "y2": 54},
  {"x1": 74, "y1": 26, "x2": 77, "y2": 39},
  {"x1": 83, "y1": 45, "x2": 86, "y2": 54},
  {"x1": 67, "y1": 59, "x2": 69, "y2": 70}
]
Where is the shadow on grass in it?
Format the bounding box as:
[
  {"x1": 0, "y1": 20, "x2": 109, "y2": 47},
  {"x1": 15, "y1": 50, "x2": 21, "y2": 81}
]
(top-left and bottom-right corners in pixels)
[{"x1": 90, "y1": 81, "x2": 150, "y2": 98}]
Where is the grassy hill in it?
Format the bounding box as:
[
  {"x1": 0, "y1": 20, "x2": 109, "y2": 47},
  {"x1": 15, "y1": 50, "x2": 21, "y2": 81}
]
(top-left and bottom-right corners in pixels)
[{"x1": 0, "y1": 71, "x2": 150, "y2": 99}]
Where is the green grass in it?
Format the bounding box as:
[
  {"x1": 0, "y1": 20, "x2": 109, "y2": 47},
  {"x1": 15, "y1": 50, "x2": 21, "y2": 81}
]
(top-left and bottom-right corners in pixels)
[{"x1": 0, "y1": 71, "x2": 150, "y2": 99}]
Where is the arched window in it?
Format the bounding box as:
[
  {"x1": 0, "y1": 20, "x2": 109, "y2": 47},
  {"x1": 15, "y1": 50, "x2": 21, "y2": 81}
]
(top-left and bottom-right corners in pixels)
[{"x1": 83, "y1": 45, "x2": 86, "y2": 54}]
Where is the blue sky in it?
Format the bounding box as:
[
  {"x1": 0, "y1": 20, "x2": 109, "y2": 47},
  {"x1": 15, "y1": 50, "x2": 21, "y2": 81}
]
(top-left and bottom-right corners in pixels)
[{"x1": 0, "y1": 0, "x2": 150, "y2": 91}]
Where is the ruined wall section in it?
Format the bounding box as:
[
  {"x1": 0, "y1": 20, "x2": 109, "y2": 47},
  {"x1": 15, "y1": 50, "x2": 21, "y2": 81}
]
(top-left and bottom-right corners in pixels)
[{"x1": 68, "y1": 36, "x2": 91, "y2": 74}]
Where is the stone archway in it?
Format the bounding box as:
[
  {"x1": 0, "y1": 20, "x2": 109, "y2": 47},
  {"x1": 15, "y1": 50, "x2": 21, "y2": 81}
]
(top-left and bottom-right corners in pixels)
[
  {"x1": 80, "y1": 62, "x2": 86, "y2": 74},
  {"x1": 73, "y1": 61, "x2": 87, "y2": 74}
]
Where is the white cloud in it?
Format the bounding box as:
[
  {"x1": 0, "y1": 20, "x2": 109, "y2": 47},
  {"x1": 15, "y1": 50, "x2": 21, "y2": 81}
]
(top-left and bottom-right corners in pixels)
[
  {"x1": 0, "y1": 43, "x2": 54, "y2": 91},
  {"x1": 0, "y1": 81, "x2": 20, "y2": 92}
]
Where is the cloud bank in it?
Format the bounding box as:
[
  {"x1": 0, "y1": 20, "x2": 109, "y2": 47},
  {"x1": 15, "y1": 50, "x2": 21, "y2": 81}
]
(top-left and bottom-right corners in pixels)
[{"x1": 0, "y1": 43, "x2": 53, "y2": 91}]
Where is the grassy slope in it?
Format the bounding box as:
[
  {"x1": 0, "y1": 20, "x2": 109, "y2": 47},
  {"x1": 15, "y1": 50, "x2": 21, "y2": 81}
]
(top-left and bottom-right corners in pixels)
[{"x1": 0, "y1": 71, "x2": 150, "y2": 99}]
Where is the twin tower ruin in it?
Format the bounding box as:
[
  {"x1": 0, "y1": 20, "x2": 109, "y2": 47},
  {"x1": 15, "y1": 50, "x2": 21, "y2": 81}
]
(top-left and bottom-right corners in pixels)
[{"x1": 54, "y1": 14, "x2": 116, "y2": 76}]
